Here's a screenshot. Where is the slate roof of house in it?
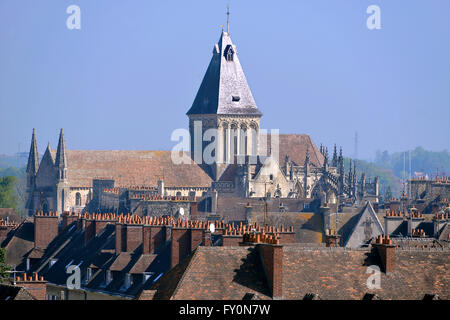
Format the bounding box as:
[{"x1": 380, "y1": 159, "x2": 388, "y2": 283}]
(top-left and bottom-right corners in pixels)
[
  {"x1": 49, "y1": 150, "x2": 213, "y2": 188},
  {"x1": 152, "y1": 244, "x2": 450, "y2": 300},
  {"x1": 25, "y1": 221, "x2": 171, "y2": 299},
  {"x1": 4, "y1": 220, "x2": 35, "y2": 267},
  {"x1": 262, "y1": 134, "x2": 324, "y2": 168},
  {"x1": 187, "y1": 31, "x2": 261, "y2": 116},
  {"x1": 0, "y1": 284, "x2": 36, "y2": 300}
]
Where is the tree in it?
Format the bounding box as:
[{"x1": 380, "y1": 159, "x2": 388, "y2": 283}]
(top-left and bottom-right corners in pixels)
[
  {"x1": 0, "y1": 248, "x2": 11, "y2": 283},
  {"x1": 0, "y1": 176, "x2": 18, "y2": 211}
]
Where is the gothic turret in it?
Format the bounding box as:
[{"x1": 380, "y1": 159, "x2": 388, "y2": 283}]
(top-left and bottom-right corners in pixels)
[
  {"x1": 26, "y1": 128, "x2": 40, "y2": 185},
  {"x1": 55, "y1": 128, "x2": 67, "y2": 181},
  {"x1": 304, "y1": 147, "x2": 310, "y2": 198},
  {"x1": 338, "y1": 147, "x2": 344, "y2": 176},
  {"x1": 332, "y1": 144, "x2": 338, "y2": 167},
  {"x1": 26, "y1": 128, "x2": 40, "y2": 216},
  {"x1": 323, "y1": 147, "x2": 329, "y2": 171},
  {"x1": 55, "y1": 129, "x2": 69, "y2": 215},
  {"x1": 338, "y1": 147, "x2": 345, "y2": 199}
]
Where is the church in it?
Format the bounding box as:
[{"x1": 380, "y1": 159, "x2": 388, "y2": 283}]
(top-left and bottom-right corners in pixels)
[{"x1": 25, "y1": 26, "x2": 379, "y2": 218}]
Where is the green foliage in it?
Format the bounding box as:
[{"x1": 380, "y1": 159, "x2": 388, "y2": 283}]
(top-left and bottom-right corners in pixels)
[
  {"x1": 0, "y1": 176, "x2": 19, "y2": 211},
  {"x1": 374, "y1": 147, "x2": 450, "y2": 178},
  {"x1": 0, "y1": 166, "x2": 26, "y2": 178},
  {"x1": 0, "y1": 248, "x2": 11, "y2": 283},
  {"x1": 344, "y1": 157, "x2": 403, "y2": 198},
  {"x1": 0, "y1": 167, "x2": 26, "y2": 216}
]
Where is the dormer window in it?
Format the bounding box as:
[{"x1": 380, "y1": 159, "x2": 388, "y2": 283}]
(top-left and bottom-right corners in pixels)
[
  {"x1": 232, "y1": 96, "x2": 240, "y2": 102},
  {"x1": 122, "y1": 273, "x2": 133, "y2": 291},
  {"x1": 224, "y1": 45, "x2": 234, "y2": 62},
  {"x1": 49, "y1": 258, "x2": 58, "y2": 269},
  {"x1": 143, "y1": 272, "x2": 153, "y2": 284}
]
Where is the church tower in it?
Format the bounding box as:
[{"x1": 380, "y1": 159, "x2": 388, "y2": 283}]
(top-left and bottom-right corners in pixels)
[
  {"x1": 186, "y1": 12, "x2": 262, "y2": 180},
  {"x1": 25, "y1": 128, "x2": 39, "y2": 216},
  {"x1": 55, "y1": 128, "x2": 69, "y2": 215}
]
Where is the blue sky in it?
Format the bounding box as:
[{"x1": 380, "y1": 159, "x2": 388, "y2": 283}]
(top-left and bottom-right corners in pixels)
[{"x1": 0, "y1": 0, "x2": 449, "y2": 160}]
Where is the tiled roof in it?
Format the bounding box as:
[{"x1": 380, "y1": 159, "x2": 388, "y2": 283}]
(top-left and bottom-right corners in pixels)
[
  {"x1": 153, "y1": 244, "x2": 450, "y2": 300},
  {"x1": 49, "y1": 150, "x2": 213, "y2": 188},
  {"x1": 152, "y1": 246, "x2": 271, "y2": 300},
  {"x1": 283, "y1": 245, "x2": 450, "y2": 300},
  {"x1": 438, "y1": 224, "x2": 450, "y2": 241},
  {"x1": 262, "y1": 134, "x2": 324, "y2": 168},
  {"x1": 0, "y1": 208, "x2": 22, "y2": 223}
]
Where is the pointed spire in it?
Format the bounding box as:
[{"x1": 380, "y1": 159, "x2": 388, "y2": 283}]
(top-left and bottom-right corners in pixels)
[
  {"x1": 55, "y1": 128, "x2": 67, "y2": 169},
  {"x1": 332, "y1": 144, "x2": 338, "y2": 167},
  {"x1": 338, "y1": 147, "x2": 344, "y2": 174},
  {"x1": 26, "y1": 128, "x2": 39, "y2": 175},
  {"x1": 305, "y1": 146, "x2": 310, "y2": 166},
  {"x1": 186, "y1": 29, "x2": 261, "y2": 116}
]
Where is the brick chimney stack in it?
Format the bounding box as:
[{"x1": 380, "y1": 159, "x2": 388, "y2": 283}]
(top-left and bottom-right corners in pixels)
[
  {"x1": 257, "y1": 243, "x2": 283, "y2": 300},
  {"x1": 373, "y1": 235, "x2": 396, "y2": 273},
  {"x1": 34, "y1": 211, "x2": 59, "y2": 249},
  {"x1": 15, "y1": 273, "x2": 47, "y2": 300},
  {"x1": 115, "y1": 222, "x2": 123, "y2": 255},
  {"x1": 325, "y1": 229, "x2": 341, "y2": 247},
  {"x1": 61, "y1": 211, "x2": 79, "y2": 230}
]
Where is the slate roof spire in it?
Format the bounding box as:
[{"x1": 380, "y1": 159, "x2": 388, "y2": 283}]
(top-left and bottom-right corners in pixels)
[
  {"x1": 187, "y1": 28, "x2": 262, "y2": 116},
  {"x1": 26, "y1": 128, "x2": 40, "y2": 175},
  {"x1": 55, "y1": 128, "x2": 67, "y2": 169}
]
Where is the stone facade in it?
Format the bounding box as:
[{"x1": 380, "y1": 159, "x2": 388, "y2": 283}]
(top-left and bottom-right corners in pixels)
[{"x1": 25, "y1": 29, "x2": 379, "y2": 218}]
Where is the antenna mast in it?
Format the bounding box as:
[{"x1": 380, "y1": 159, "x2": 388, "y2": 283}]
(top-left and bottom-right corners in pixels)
[{"x1": 226, "y1": 4, "x2": 230, "y2": 33}]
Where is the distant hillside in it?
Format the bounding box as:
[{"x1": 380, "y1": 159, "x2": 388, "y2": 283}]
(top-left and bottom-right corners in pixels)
[
  {"x1": 344, "y1": 158, "x2": 402, "y2": 200},
  {"x1": 344, "y1": 147, "x2": 450, "y2": 200},
  {"x1": 374, "y1": 147, "x2": 450, "y2": 178},
  {"x1": 0, "y1": 153, "x2": 28, "y2": 169}
]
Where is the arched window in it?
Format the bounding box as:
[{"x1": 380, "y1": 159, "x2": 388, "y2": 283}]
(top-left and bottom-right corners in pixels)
[
  {"x1": 225, "y1": 45, "x2": 234, "y2": 62},
  {"x1": 75, "y1": 192, "x2": 82, "y2": 206}
]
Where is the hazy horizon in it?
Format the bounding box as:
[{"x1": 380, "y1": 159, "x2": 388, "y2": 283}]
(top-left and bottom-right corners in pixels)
[{"x1": 1, "y1": 1, "x2": 449, "y2": 160}]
